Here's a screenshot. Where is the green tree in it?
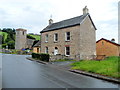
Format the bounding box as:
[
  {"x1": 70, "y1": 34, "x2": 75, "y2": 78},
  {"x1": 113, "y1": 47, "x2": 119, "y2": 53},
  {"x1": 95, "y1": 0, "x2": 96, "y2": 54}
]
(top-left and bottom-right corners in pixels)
[{"x1": 7, "y1": 40, "x2": 15, "y2": 49}]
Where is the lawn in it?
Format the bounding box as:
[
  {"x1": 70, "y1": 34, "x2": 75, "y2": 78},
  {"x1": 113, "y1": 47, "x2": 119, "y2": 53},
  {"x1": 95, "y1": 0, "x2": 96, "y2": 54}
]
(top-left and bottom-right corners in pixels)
[{"x1": 70, "y1": 56, "x2": 120, "y2": 78}]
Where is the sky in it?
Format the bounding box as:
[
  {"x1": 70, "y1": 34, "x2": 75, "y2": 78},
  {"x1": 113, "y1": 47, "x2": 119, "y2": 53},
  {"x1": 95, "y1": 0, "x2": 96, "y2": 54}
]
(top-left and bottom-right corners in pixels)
[{"x1": 0, "y1": 0, "x2": 119, "y2": 42}]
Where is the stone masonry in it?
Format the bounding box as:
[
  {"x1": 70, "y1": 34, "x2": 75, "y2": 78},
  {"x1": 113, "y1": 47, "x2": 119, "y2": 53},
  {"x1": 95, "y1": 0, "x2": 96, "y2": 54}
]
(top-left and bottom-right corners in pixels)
[
  {"x1": 40, "y1": 6, "x2": 96, "y2": 60},
  {"x1": 15, "y1": 28, "x2": 27, "y2": 50}
]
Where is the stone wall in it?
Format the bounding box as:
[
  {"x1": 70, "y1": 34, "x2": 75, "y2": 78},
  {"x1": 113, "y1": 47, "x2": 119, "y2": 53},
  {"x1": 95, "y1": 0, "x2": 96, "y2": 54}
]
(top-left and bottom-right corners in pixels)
[
  {"x1": 33, "y1": 47, "x2": 41, "y2": 53},
  {"x1": 41, "y1": 25, "x2": 80, "y2": 59},
  {"x1": 79, "y1": 15, "x2": 96, "y2": 59}
]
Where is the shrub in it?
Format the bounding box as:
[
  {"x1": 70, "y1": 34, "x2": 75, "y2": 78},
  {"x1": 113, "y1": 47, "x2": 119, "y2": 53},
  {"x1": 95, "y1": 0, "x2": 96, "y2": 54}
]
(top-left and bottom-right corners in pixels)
[{"x1": 32, "y1": 53, "x2": 49, "y2": 62}]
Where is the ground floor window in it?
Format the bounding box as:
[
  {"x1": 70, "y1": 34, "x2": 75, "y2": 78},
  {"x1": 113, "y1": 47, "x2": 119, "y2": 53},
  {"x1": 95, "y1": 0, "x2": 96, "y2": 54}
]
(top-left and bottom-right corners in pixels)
[
  {"x1": 45, "y1": 47, "x2": 48, "y2": 53},
  {"x1": 65, "y1": 46, "x2": 70, "y2": 56}
]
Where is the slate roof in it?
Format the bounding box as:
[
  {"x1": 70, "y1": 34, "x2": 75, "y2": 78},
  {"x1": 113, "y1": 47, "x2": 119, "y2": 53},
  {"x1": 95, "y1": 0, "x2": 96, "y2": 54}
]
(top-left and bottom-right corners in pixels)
[
  {"x1": 41, "y1": 13, "x2": 96, "y2": 33},
  {"x1": 33, "y1": 40, "x2": 41, "y2": 47},
  {"x1": 96, "y1": 38, "x2": 120, "y2": 46},
  {"x1": 27, "y1": 39, "x2": 35, "y2": 45}
]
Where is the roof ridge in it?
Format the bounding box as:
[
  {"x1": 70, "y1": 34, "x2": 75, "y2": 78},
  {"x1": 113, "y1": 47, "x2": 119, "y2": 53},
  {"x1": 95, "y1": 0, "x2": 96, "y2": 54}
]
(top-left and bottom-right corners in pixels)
[
  {"x1": 52, "y1": 15, "x2": 83, "y2": 24},
  {"x1": 41, "y1": 13, "x2": 90, "y2": 33},
  {"x1": 97, "y1": 38, "x2": 120, "y2": 46}
]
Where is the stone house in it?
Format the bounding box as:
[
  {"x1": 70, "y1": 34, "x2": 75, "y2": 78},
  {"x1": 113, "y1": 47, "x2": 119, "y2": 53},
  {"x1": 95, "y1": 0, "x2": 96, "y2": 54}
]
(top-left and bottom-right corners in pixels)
[
  {"x1": 96, "y1": 38, "x2": 120, "y2": 56},
  {"x1": 40, "y1": 6, "x2": 97, "y2": 60}
]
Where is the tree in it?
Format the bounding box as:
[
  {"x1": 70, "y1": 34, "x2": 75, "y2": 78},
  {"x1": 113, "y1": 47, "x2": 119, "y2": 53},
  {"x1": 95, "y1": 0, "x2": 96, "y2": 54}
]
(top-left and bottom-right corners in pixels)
[{"x1": 7, "y1": 40, "x2": 15, "y2": 49}]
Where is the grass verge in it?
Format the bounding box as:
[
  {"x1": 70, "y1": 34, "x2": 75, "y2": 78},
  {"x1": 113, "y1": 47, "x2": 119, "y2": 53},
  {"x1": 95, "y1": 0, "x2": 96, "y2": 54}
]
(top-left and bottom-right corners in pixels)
[
  {"x1": 70, "y1": 56, "x2": 120, "y2": 78},
  {"x1": 28, "y1": 34, "x2": 40, "y2": 40}
]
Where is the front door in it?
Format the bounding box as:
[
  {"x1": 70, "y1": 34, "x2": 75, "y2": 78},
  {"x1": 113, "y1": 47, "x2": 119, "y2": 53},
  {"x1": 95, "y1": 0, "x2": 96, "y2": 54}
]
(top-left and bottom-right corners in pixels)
[{"x1": 54, "y1": 47, "x2": 58, "y2": 55}]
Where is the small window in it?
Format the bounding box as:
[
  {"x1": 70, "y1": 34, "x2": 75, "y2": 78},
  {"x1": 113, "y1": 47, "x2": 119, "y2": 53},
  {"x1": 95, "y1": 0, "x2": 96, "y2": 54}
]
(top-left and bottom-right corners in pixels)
[
  {"x1": 65, "y1": 32, "x2": 70, "y2": 41},
  {"x1": 65, "y1": 46, "x2": 70, "y2": 56},
  {"x1": 54, "y1": 33, "x2": 58, "y2": 42},
  {"x1": 45, "y1": 47, "x2": 48, "y2": 53},
  {"x1": 45, "y1": 34, "x2": 48, "y2": 42}
]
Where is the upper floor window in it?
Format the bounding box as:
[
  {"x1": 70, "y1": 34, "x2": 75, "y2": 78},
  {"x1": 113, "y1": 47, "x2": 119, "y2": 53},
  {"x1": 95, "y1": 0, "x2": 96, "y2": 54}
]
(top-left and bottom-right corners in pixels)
[
  {"x1": 45, "y1": 34, "x2": 48, "y2": 42},
  {"x1": 54, "y1": 33, "x2": 58, "y2": 42},
  {"x1": 65, "y1": 32, "x2": 70, "y2": 41}
]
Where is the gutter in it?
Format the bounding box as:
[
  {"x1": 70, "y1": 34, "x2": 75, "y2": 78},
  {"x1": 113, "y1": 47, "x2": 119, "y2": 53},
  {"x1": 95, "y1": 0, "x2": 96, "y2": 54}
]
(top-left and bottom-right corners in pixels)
[
  {"x1": 26, "y1": 57, "x2": 48, "y2": 64},
  {"x1": 69, "y1": 69, "x2": 120, "y2": 84}
]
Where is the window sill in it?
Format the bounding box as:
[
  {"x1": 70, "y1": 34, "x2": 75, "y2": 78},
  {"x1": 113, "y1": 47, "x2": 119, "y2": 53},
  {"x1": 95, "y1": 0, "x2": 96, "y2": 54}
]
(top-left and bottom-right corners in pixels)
[
  {"x1": 65, "y1": 55, "x2": 70, "y2": 57},
  {"x1": 45, "y1": 41, "x2": 48, "y2": 43},
  {"x1": 54, "y1": 41, "x2": 58, "y2": 43},
  {"x1": 65, "y1": 40, "x2": 70, "y2": 42}
]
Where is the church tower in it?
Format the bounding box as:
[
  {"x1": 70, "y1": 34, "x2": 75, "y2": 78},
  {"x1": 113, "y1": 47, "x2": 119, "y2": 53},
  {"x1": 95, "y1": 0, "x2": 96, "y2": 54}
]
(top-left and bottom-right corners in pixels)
[{"x1": 15, "y1": 28, "x2": 27, "y2": 50}]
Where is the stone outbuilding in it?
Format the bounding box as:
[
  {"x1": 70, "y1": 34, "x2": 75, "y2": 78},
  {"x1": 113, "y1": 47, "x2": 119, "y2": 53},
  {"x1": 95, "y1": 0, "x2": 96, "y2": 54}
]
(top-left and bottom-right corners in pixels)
[
  {"x1": 40, "y1": 6, "x2": 97, "y2": 60},
  {"x1": 96, "y1": 38, "x2": 120, "y2": 56},
  {"x1": 33, "y1": 40, "x2": 41, "y2": 53}
]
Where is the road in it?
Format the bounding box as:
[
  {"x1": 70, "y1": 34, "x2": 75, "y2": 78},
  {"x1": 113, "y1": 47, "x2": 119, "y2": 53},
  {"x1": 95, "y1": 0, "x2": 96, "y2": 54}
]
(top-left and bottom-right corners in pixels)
[{"x1": 2, "y1": 54, "x2": 119, "y2": 88}]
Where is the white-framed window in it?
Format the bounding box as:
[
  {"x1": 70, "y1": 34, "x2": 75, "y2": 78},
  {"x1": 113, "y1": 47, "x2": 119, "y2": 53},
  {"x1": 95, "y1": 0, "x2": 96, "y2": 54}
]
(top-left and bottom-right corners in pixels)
[
  {"x1": 65, "y1": 32, "x2": 70, "y2": 41},
  {"x1": 65, "y1": 46, "x2": 70, "y2": 56},
  {"x1": 54, "y1": 33, "x2": 58, "y2": 42},
  {"x1": 45, "y1": 34, "x2": 48, "y2": 42},
  {"x1": 45, "y1": 47, "x2": 48, "y2": 53}
]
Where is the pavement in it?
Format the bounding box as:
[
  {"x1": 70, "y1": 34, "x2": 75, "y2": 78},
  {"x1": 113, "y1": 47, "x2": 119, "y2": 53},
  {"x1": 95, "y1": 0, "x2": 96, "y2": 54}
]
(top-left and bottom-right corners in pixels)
[{"x1": 27, "y1": 57, "x2": 120, "y2": 84}]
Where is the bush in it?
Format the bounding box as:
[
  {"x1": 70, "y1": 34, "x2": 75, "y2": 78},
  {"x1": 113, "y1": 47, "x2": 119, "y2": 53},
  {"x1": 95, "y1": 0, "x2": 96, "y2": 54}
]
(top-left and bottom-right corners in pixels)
[{"x1": 32, "y1": 53, "x2": 49, "y2": 62}]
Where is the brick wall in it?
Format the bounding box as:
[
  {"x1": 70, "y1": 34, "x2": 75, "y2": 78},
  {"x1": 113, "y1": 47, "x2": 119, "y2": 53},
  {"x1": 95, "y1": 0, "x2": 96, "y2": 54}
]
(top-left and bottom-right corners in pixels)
[{"x1": 96, "y1": 40, "x2": 120, "y2": 56}]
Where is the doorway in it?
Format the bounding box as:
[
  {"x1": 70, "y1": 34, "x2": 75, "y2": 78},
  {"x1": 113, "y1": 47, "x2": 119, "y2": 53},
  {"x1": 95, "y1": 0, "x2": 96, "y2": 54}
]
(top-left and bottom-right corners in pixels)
[{"x1": 54, "y1": 47, "x2": 58, "y2": 55}]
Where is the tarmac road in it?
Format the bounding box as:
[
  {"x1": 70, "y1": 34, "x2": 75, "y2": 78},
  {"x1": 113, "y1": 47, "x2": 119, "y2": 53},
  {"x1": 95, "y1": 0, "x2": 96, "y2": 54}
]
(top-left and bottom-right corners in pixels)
[{"x1": 2, "y1": 54, "x2": 119, "y2": 88}]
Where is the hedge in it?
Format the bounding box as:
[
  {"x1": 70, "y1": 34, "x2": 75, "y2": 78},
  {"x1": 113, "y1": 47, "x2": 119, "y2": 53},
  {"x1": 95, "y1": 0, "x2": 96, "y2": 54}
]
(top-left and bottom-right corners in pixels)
[{"x1": 32, "y1": 53, "x2": 49, "y2": 62}]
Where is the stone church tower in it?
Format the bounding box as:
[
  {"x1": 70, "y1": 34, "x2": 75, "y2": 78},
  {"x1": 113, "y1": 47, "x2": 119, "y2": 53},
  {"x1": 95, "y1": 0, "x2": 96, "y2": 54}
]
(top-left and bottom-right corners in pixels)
[{"x1": 15, "y1": 28, "x2": 27, "y2": 50}]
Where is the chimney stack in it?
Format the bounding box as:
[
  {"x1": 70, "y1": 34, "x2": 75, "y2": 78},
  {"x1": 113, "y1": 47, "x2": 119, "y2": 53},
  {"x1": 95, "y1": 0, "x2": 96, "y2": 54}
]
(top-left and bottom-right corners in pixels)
[
  {"x1": 49, "y1": 18, "x2": 53, "y2": 25},
  {"x1": 83, "y1": 6, "x2": 89, "y2": 15},
  {"x1": 111, "y1": 38, "x2": 115, "y2": 42}
]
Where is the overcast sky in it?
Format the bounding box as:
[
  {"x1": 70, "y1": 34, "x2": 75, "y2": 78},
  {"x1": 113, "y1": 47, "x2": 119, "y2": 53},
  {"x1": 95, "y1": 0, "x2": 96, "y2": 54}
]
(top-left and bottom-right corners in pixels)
[{"x1": 0, "y1": 0, "x2": 118, "y2": 42}]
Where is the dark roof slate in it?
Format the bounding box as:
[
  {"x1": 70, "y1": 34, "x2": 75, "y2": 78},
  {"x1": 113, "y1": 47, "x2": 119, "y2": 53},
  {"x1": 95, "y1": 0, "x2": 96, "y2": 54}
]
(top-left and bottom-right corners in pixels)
[
  {"x1": 41, "y1": 13, "x2": 96, "y2": 33},
  {"x1": 33, "y1": 40, "x2": 41, "y2": 47}
]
